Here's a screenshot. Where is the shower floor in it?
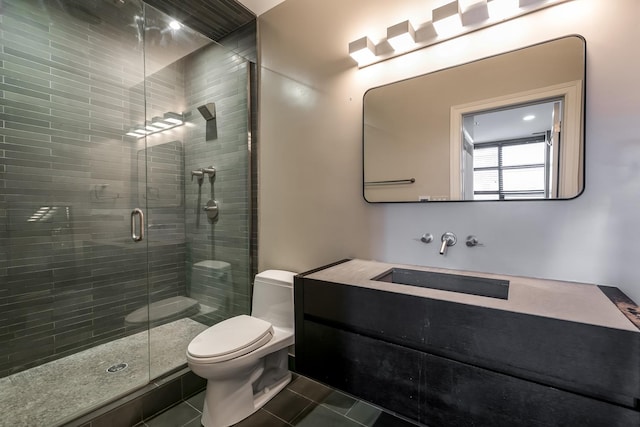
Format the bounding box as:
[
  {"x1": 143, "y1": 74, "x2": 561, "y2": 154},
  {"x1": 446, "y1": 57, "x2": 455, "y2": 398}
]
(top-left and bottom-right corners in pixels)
[{"x1": 0, "y1": 318, "x2": 208, "y2": 427}]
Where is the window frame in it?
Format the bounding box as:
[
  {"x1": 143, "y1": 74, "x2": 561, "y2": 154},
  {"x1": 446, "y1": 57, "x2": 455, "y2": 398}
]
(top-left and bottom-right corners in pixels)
[{"x1": 472, "y1": 134, "x2": 550, "y2": 200}]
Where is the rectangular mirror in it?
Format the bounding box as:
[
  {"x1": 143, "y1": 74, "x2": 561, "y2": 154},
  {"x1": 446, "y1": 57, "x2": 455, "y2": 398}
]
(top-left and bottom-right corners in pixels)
[{"x1": 363, "y1": 36, "x2": 585, "y2": 203}]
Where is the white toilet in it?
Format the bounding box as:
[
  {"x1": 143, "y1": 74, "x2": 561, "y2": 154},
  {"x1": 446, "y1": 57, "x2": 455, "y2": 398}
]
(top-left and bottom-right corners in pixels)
[{"x1": 186, "y1": 270, "x2": 296, "y2": 427}]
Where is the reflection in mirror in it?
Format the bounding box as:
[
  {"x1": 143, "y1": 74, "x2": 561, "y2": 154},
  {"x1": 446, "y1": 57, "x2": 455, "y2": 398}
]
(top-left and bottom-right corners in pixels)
[
  {"x1": 138, "y1": 140, "x2": 184, "y2": 207},
  {"x1": 363, "y1": 36, "x2": 585, "y2": 203},
  {"x1": 463, "y1": 99, "x2": 562, "y2": 200}
]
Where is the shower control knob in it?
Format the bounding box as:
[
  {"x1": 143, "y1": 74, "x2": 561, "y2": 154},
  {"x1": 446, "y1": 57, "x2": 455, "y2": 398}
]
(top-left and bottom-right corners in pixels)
[{"x1": 203, "y1": 199, "x2": 219, "y2": 221}]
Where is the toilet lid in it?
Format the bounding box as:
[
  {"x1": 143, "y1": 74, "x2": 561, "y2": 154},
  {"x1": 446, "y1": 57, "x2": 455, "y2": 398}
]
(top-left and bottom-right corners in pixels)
[{"x1": 187, "y1": 315, "x2": 273, "y2": 360}]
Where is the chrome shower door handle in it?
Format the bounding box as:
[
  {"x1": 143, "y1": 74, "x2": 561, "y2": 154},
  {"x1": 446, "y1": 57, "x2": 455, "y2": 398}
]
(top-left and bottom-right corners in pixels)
[{"x1": 131, "y1": 208, "x2": 144, "y2": 242}]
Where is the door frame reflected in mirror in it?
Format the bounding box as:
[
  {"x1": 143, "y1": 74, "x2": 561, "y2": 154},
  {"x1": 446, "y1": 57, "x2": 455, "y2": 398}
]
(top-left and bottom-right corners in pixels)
[{"x1": 449, "y1": 80, "x2": 583, "y2": 200}]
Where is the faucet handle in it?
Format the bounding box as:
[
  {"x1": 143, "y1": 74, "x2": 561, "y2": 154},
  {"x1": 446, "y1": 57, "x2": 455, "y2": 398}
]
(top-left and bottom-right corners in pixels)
[
  {"x1": 466, "y1": 235, "x2": 479, "y2": 247},
  {"x1": 202, "y1": 166, "x2": 216, "y2": 178},
  {"x1": 191, "y1": 168, "x2": 204, "y2": 182},
  {"x1": 420, "y1": 233, "x2": 433, "y2": 244}
]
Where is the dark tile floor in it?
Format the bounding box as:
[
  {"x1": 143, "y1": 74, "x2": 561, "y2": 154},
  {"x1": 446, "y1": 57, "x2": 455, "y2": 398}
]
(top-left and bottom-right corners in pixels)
[{"x1": 140, "y1": 374, "x2": 418, "y2": 427}]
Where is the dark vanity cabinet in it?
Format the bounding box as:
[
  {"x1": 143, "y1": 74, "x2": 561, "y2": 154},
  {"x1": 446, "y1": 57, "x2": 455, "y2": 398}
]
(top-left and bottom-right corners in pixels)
[{"x1": 294, "y1": 263, "x2": 640, "y2": 427}]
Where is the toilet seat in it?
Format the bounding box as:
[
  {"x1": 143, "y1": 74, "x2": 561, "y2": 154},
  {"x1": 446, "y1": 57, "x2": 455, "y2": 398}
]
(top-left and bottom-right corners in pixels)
[{"x1": 187, "y1": 315, "x2": 274, "y2": 363}]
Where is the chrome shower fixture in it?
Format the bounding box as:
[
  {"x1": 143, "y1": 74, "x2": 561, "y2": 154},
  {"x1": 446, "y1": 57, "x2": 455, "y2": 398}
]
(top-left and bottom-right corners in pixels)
[{"x1": 197, "y1": 103, "x2": 216, "y2": 121}]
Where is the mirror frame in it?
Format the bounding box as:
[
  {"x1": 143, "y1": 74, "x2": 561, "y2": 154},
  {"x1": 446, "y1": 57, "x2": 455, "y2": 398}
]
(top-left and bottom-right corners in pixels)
[{"x1": 362, "y1": 35, "x2": 586, "y2": 204}]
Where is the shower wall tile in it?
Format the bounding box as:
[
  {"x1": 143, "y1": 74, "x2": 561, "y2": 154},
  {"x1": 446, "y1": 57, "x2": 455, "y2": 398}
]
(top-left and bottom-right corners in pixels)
[
  {"x1": 182, "y1": 23, "x2": 256, "y2": 324},
  {"x1": 0, "y1": 0, "x2": 187, "y2": 378},
  {"x1": 1, "y1": 0, "x2": 256, "y2": 379}
]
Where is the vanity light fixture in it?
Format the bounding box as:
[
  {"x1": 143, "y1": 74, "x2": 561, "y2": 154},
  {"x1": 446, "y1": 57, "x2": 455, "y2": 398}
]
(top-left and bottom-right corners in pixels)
[
  {"x1": 387, "y1": 20, "x2": 416, "y2": 52},
  {"x1": 126, "y1": 111, "x2": 184, "y2": 139},
  {"x1": 487, "y1": 0, "x2": 520, "y2": 20},
  {"x1": 459, "y1": 0, "x2": 490, "y2": 25},
  {"x1": 458, "y1": 0, "x2": 486, "y2": 10},
  {"x1": 432, "y1": 1, "x2": 463, "y2": 36},
  {"x1": 132, "y1": 126, "x2": 148, "y2": 136},
  {"x1": 347, "y1": 0, "x2": 572, "y2": 68},
  {"x1": 27, "y1": 206, "x2": 58, "y2": 222},
  {"x1": 151, "y1": 116, "x2": 171, "y2": 129},
  {"x1": 144, "y1": 123, "x2": 161, "y2": 132},
  {"x1": 349, "y1": 36, "x2": 377, "y2": 65},
  {"x1": 163, "y1": 111, "x2": 184, "y2": 125},
  {"x1": 519, "y1": 0, "x2": 546, "y2": 6}
]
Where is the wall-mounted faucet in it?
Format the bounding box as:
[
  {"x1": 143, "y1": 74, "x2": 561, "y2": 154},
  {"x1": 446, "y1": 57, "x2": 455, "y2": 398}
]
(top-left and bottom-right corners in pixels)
[
  {"x1": 191, "y1": 166, "x2": 216, "y2": 184},
  {"x1": 202, "y1": 166, "x2": 216, "y2": 179},
  {"x1": 191, "y1": 168, "x2": 205, "y2": 184},
  {"x1": 439, "y1": 232, "x2": 457, "y2": 255}
]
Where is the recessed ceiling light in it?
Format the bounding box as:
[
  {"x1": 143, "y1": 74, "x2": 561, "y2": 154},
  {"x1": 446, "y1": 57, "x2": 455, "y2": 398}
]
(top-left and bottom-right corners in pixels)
[
  {"x1": 169, "y1": 20, "x2": 182, "y2": 30},
  {"x1": 523, "y1": 114, "x2": 535, "y2": 121}
]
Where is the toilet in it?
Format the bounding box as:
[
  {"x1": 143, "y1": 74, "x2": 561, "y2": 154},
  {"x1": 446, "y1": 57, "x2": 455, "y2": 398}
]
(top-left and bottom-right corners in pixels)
[{"x1": 186, "y1": 270, "x2": 296, "y2": 427}]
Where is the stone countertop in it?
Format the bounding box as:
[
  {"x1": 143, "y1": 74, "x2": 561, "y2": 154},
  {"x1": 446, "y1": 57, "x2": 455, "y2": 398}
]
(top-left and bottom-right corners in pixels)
[{"x1": 302, "y1": 259, "x2": 639, "y2": 332}]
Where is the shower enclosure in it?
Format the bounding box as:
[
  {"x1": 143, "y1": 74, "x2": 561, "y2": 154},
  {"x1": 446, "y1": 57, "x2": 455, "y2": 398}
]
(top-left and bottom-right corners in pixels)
[{"x1": 0, "y1": 0, "x2": 256, "y2": 425}]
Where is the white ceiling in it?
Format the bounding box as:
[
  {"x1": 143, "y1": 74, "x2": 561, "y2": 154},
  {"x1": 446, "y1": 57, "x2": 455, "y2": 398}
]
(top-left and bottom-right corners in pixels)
[
  {"x1": 464, "y1": 101, "x2": 557, "y2": 143},
  {"x1": 237, "y1": 0, "x2": 286, "y2": 16}
]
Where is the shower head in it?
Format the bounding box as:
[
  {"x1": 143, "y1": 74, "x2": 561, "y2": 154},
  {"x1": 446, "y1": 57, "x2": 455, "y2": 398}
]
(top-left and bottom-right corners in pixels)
[{"x1": 197, "y1": 103, "x2": 216, "y2": 121}]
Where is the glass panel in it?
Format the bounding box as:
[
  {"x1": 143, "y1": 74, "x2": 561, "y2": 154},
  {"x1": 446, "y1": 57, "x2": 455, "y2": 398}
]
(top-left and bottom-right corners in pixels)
[
  {"x1": 473, "y1": 147, "x2": 499, "y2": 168},
  {"x1": 502, "y1": 142, "x2": 546, "y2": 166},
  {"x1": 0, "y1": 0, "x2": 149, "y2": 424},
  {"x1": 142, "y1": 4, "x2": 253, "y2": 380},
  {"x1": 474, "y1": 170, "x2": 499, "y2": 192},
  {"x1": 503, "y1": 167, "x2": 545, "y2": 191}
]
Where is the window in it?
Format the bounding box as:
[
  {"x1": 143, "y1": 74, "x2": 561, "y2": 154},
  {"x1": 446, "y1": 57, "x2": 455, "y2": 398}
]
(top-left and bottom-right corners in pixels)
[{"x1": 472, "y1": 135, "x2": 550, "y2": 200}]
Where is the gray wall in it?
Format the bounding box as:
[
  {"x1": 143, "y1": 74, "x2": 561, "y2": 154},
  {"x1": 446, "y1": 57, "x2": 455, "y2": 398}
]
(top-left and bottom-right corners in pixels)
[{"x1": 258, "y1": 0, "x2": 640, "y2": 304}]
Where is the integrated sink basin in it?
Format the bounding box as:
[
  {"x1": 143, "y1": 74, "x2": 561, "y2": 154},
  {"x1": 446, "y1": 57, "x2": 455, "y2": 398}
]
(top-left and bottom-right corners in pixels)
[{"x1": 373, "y1": 268, "x2": 510, "y2": 300}]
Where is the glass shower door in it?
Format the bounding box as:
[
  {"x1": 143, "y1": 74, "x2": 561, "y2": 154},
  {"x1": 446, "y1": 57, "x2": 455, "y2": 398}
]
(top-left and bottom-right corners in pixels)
[
  {"x1": 142, "y1": 4, "x2": 254, "y2": 380},
  {"x1": 0, "y1": 0, "x2": 254, "y2": 423},
  {"x1": 0, "y1": 0, "x2": 152, "y2": 424}
]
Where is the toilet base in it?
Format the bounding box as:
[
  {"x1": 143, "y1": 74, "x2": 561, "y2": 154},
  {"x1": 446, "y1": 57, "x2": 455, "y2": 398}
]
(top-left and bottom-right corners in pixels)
[{"x1": 200, "y1": 372, "x2": 291, "y2": 427}]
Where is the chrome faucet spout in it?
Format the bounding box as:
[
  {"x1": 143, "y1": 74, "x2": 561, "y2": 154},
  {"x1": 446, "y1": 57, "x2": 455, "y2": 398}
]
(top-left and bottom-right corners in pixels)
[{"x1": 439, "y1": 232, "x2": 457, "y2": 255}]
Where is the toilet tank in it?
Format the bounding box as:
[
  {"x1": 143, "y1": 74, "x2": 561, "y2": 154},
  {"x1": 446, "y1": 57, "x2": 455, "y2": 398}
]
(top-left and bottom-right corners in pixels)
[{"x1": 251, "y1": 270, "x2": 296, "y2": 329}]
